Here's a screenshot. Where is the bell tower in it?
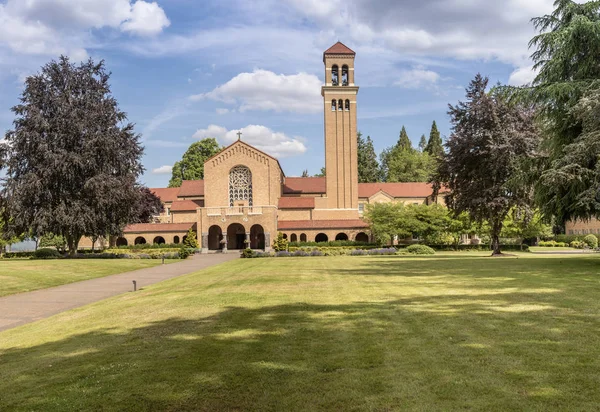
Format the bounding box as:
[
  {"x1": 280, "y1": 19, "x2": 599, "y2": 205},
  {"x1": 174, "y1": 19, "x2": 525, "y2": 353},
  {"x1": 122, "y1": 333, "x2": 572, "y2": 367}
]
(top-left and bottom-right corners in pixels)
[{"x1": 322, "y1": 42, "x2": 359, "y2": 211}]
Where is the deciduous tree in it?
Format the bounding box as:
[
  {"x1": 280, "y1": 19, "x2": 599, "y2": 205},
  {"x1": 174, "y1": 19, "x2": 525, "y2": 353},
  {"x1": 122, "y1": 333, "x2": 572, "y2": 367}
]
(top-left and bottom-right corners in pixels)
[
  {"x1": 1, "y1": 57, "x2": 144, "y2": 255},
  {"x1": 435, "y1": 74, "x2": 540, "y2": 255},
  {"x1": 168, "y1": 138, "x2": 222, "y2": 187}
]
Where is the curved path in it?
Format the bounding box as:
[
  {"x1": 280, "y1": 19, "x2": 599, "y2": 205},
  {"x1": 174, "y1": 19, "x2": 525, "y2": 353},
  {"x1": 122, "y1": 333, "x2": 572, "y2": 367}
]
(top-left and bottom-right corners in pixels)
[{"x1": 0, "y1": 253, "x2": 238, "y2": 332}]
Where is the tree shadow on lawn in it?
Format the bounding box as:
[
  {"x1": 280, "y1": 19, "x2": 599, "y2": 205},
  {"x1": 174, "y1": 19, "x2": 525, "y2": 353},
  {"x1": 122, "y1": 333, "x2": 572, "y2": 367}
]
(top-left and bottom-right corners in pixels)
[{"x1": 1, "y1": 290, "x2": 598, "y2": 411}]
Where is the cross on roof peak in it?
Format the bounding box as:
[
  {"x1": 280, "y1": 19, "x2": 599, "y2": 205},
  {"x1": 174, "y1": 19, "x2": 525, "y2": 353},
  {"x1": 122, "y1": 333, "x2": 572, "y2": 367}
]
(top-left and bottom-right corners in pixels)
[{"x1": 237, "y1": 130, "x2": 242, "y2": 140}]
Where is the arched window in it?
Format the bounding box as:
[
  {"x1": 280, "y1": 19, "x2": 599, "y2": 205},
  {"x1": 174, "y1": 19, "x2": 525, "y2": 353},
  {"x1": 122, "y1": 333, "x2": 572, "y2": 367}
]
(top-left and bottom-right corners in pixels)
[
  {"x1": 283, "y1": 234, "x2": 288, "y2": 240},
  {"x1": 331, "y1": 65, "x2": 339, "y2": 86},
  {"x1": 300, "y1": 233, "x2": 307, "y2": 242},
  {"x1": 290, "y1": 234, "x2": 297, "y2": 242},
  {"x1": 331, "y1": 99, "x2": 336, "y2": 111},
  {"x1": 173, "y1": 236, "x2": 180, "y2": 244},
  {"x1": 345, "y1": 99, "x2": 350, "y2": 111},
  {"x1": 338, "y1": 99, "x2": 343, "y2": 111},
  {"x1": 229, "y1": 166, "x2": 253, "y2": 207},
  {"x1": 342, "y1": 65, "x2": 348, "y2": 86}
]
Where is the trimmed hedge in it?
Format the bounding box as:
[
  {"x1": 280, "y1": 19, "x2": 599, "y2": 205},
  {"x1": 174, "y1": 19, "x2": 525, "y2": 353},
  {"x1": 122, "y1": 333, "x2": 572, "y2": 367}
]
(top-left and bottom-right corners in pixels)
[
  {"x1": 405, "y1": 244, "x2": 436, "y2": 255},
  {"x1": 33, "y1": 248, "x2": 62, "y2": 260},
  {"x1": 2, "y1": 251, "x2": 36, "y2": 259},
  {"x1": 287, "y1": 240, "x2": 375, "y2": 248},
  {"x1": 425, "y1": 244, "x2": 530, "y2": 252}
]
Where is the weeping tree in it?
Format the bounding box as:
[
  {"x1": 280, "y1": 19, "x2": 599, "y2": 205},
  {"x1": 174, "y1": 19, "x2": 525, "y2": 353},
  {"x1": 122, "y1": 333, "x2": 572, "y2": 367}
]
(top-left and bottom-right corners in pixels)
[
  {"x1": 434, "y1": 74, "x2": 540, "y2": 255},
  {"x1": 520, "y1": 0, "x2": 600, "y2": 223},
  {"x1": 1, "y1": 56, "x2": 144, "y2": 255}
]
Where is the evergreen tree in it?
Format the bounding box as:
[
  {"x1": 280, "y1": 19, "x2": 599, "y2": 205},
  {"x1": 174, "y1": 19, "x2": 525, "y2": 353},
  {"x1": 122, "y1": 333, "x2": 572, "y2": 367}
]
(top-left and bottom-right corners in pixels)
[
  {"x1": 168, "y1": 139, "x2": 222, "y2": 187},
  {"x1": 398, "y1": 126, "x2": 412, "y2": 150},
  {"x1": 1, "y1": 56, "x2": 144, "y2": 254},
  {"x1": 434, "y1": 74, "x2": 540, "y2": 255},
  {"x1": 521, "y1": 0, "x2": 600, "y2": 223},
  {"x1": 183, "y1": 228, "x2": 198, "y2": 249},
  {"x1": 301, "y1": 169, "x2": 309, "y2": 177},
  {"x1": 425, "y1": 120, "x2": 444, "y2": 158},
  {"x1": 418, "y1": 134, "x2": 427, "y2": 152},
  {"x1": 357, "y1": 132, "x2": 380, "y2": 182}
]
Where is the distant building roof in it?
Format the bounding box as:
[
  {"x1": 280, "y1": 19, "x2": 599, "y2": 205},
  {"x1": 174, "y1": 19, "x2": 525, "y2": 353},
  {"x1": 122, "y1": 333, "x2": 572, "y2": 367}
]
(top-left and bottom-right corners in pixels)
[
  {"x1": 358, "y1": 182, "x2": 438, "y2": 199},
  {"x1": 178, "y1": 180, "x2": 205, "y2": 197},
  {"x1": 278, "y1": 197, "x2": 315, "y2": 209},
  {"x1": 170, "y1": 200, "x2": 202, "y2": 212},
  {"x1": 124, "y1": 222, "x2": 195, "y2": 233},
  {"x1": 278, "y1": 219, "x2": 369, "y2": 230},
  {"x1": 283, "y1": 177, "x2": 326, "y2": 194},
  {"x1": 151, "y1": 187, "x2": 180, "y2": 203}
]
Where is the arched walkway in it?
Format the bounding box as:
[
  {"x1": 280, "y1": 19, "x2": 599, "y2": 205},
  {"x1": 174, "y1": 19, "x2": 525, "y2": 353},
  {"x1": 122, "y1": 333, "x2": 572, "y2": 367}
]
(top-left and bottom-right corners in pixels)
[
  {"x1": 227, "y1": 223, "x2": 246, "y2": 250},
  {"x1": 356, "y1": 232, "x2": 369, "y2": 243},
  {"x1": 134, "y1": 236, "x2": 146, "y2": 245},
  {"x1": 153, "y1": 236, "x2": 166, "y2": 245},
  {"x1": 335, "y1": 233, "x2": 348, "y2": 241},
  {"x1": 250, "y1": 224, "x2": 265, "y2": 250},
  {"x1": 116, "y1": 237, "x2": 128, "y2": 247},
  {"x1": 208, "y1": 225, "x2": 223, "y2": 250},
  {"x1": 315, "y1": 233, "x2": 328, "y2": 243}
]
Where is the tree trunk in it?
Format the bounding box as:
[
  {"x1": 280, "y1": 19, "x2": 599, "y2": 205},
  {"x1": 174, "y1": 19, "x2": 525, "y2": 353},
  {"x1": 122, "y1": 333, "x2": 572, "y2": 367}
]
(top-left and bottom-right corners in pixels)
[
  {"x1": 66, "y1": 235, "x2": 81, "y2": 257},
  {"x1": 491, "y1": 221, "x2": 503, "y2": 256}
]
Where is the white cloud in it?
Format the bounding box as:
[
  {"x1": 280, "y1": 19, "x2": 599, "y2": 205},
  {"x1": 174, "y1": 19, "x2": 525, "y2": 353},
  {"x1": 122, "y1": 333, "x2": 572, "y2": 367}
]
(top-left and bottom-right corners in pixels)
[
  {"x1": 508, "y1": 65, "x2": 538, "y2": 86},
  {"x1": 152, "y1": 165, "x2": 173, "y2": 174},
  {"x1": 395, "y1": 67, "x2": 440, "y2": 89},
  {"x1": 190, "y1": 70, "x2": 322, "y2": 113},
  {"x1": 216, "y1": 108, "x2": 230, "y2": 115},
  {"x1": 192, "y1": 124, "x2": 307, "y2": 158},
  {"x1": 0, "y1": 0, "x2": 169, "y2": 61},
  {"x1": 121, "y1": 1, "x2": 170, "y2": 36}
]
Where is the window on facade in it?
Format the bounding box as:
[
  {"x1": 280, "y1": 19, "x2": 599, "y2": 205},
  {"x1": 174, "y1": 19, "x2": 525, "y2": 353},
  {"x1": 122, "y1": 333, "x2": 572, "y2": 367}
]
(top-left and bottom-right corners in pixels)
[
  {"x1": 358, "y1": 203, "x2": 365, "y2": 213},
  {"x1": 342, "y1": 65, "x2": 348, "y2": 86},
  {"x1": 331, "y1": 99, "x2": 336, "y2": 111},
  {"x1": 166, "y1": 207, "x2": 170, "y2": 216},
  {"x1": 229, "y1": 165, "x2": 253, "y2": 207},
  {"x1": 331, "y1": 65, "x2": 339, "y2": 86},
  {"x1": 338, "y1": 99, "x2": 343, "y2": 111},
  {"x1": 345, "y1": 99, "x2": 350, "y2": 111}
]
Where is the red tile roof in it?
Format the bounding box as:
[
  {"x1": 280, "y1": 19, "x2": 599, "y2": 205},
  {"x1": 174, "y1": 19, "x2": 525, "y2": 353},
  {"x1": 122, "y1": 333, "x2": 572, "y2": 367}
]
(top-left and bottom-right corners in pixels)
[
  {"x1": 278, "y1": 219, "x2": 369, "y2": 230},
  {"x1": 178, "y1": 180, "x2": 204, "y2": 197},
  {"x1": 278, "y1": 197, "x2": 315, "y2": 209},
  {"x1": 283, "y1": 177, "x2": 326, "y2": 194},
  {"x1": 170, "y1": 200, "x2": 201, "y2": 212},
  {"x1": 324, "y1": 41, "x2": 355, "y2": 56},
  {"x1": 151, "y1": 187, "x2": 180, "y2": 203},
  {"x1": 358, "y1": 182, "x2": 438, "y2": 199},
  {"x1": 123, "y1": 223, "x2": 195, "y2": 233}
]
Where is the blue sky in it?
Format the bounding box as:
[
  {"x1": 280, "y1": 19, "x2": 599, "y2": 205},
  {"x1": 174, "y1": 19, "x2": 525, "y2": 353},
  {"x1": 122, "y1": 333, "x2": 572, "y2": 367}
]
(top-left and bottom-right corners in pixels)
[{"x1": 0, "y1": 0, "x2": 559, "y2": 187}]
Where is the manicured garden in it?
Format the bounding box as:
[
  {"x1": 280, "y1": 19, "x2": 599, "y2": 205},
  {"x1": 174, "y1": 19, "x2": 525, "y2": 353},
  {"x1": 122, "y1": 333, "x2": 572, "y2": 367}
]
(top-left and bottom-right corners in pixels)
[
  {"x1": 1, "y1": 252, "x2": 599, "y2": 410},
  {"x1": 0, "y1": 259, "x2": 176, "y2": 297}
]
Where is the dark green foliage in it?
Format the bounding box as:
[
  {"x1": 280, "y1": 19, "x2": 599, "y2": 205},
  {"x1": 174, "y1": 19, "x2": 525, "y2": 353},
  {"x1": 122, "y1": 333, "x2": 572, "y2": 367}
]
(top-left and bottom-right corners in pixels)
[
  {"x1": 418, "y1": 134, "x2": 427, "y2": 152},
  {"x1": 178, "y1": 248, "x2": 194, "y2": 260},
  {"x1": 114, "y1": 243, "x2": 185, "y2": 250},
  {"x1": 314, "y1": 167, "x2": 326, "y2": 177},
  {"x1": 133, "y1": 187, "x2": 164, "y2": 223},
  {"x1": 1, "y1": 56, "x2": 144, "y2": 255},
  {"x1": 168, "y1": 139, "x2": 222, "y2": 188},
  {"x1": 33, "y1": 248, "x2": 62, "y2": 260},
  {"x1": 405, "y1": 244, "x2": 436, "y2": 255},
  {"x1": 241, "y1": 248, "x2": 255, "y2": 258},
  {"x1": 435, "y1": 75, "x2": 540, "y2": 255},
  {"x1": 183, "y1": 229, "x2": 198, "y2": 249},
  {"x1": 39, "y1": 233, "x2": 67, "y2": 252},
  {"x1": 272, "y1": 232, "x2": 288, "y2": 252},
  {"x1": 425, "y1": 121, "x2": 444, "y2": 158},
  {"x1": 301, "y1": 170, "x2": 309, "y2": 177},
  {"x1": 583, "y1": 234, "x2": 598, "y2": 249},
  {"x1": 380, "y1": 125, "x2": 433, "y2": 182},
  {"x1": 522, "y1": 0, "x2": 600, "y2": 222},
  {"x1": 357, "y1": 132, "x2": 380, "y2": 183}
]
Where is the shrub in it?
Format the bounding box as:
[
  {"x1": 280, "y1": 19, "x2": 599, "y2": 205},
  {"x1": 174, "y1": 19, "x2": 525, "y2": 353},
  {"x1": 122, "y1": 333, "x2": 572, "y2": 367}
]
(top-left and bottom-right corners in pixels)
[
  {"x1": 137, "y1": 253, "x2": 152, "y2": 259},
  {"x1": 273, "y1": 232, "x2": 289, "y2": 252},
  {"x1": 254, "y1": 251, "x2": 273, "y2": 258},
  {"x1": 288, "y1": 240, "x2": 374, "y2": 248},
  {"x1": 183, "y1": 229, "x2": 199, "y2": 249},
  {"x1": 179, "y1": 248, "x2": 194, "y2": 260},
  {"x1": 583, "y1": 234, "x2": 598, "y2": 249},
  {"x1": 32, "y1": 248, "x2": 62, "y2": 259},
  {"x1": 368, "y1": 248, "x2": 397, "y2": 255},
  {"x1": 293, "y1": 250, "x2": 309, "y2": 257},
  {"x1": 241, "y1": 248, "x2": 254, "y2": 259},
  {"x1": 2, "y1": 251, "x2": 35, "y2": 259},
  {"x1": 275, "y1": 250, "x2": 292, "y2": 257},
  {"x1": 570, "y1": 240, "x2": 584, "y2": 249},
  {"x1": 406, "y1": 244, "x2": 436, "y2": 255},
  {"x1": 350, "y1": 249, "x2": 368, "y2": 256},
  {"x1": 310, "y1": 249, "x2": 324, "y2": 257}
]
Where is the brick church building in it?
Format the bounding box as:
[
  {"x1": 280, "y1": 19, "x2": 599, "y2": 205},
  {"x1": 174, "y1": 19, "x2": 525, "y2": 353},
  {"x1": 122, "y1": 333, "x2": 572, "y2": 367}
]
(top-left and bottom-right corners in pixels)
[{"x1": 109, "y1": 42, "x2": 441, "y2": 252}]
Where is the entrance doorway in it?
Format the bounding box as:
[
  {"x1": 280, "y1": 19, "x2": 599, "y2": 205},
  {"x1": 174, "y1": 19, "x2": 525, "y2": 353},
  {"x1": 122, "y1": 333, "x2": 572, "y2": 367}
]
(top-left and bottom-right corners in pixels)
[
  {"x1": 208, "y1": 225, "x2": 223, "y2": 250},
  {"x1": 227, "y1": 223, "x2": 246, "y2": 250},
  {"x1": 250, "y1": 224, "x2": 265, "y2": 249}
]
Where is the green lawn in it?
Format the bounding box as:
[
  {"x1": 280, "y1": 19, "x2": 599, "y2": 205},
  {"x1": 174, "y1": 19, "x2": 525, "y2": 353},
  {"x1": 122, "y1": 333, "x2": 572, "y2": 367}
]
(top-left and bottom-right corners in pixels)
[
  {"x1": 0, "y1": 259, "x2": 174, "y2": 297},
  {"x1": 1, "y1": 252, "x2": 600, "y2": 410}
]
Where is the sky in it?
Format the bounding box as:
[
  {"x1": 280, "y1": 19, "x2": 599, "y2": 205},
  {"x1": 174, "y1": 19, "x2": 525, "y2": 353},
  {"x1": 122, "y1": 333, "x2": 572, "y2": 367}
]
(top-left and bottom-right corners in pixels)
[{"x1": 0, "y1": 0, "x2": 562, "y2": 187}]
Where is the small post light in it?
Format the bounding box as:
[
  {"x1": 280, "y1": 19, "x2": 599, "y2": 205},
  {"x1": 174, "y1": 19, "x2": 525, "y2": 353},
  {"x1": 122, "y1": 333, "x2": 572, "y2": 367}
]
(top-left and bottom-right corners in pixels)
[
  {"x1": 132, "y1": 280, "x2": 137, "y2": 291},
  {"x1": 162, "y1": 254, "x2": 165, "y2": 265}
]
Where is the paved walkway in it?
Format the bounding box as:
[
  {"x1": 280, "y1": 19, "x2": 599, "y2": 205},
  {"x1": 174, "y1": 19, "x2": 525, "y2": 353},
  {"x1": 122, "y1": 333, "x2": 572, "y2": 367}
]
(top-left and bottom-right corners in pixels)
[{"x1": 0, "y1": 253, "x2": 238, "y2": 332}]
